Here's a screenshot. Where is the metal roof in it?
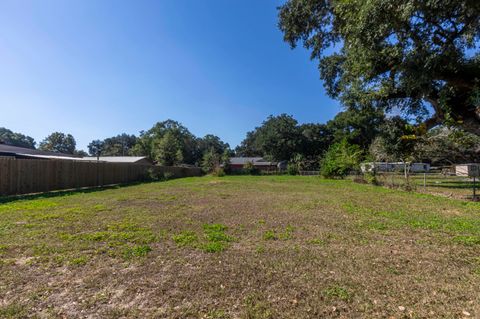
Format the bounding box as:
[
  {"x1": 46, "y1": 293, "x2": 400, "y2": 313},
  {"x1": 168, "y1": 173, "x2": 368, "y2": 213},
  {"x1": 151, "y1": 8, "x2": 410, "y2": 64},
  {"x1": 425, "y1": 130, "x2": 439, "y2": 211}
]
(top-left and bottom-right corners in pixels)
[
  {"x1": 82, "y1": 156, "x2": 148, "y2": 163},
  {"x1": 0, "y1": 144, "x2": 81, "y2": 158}
]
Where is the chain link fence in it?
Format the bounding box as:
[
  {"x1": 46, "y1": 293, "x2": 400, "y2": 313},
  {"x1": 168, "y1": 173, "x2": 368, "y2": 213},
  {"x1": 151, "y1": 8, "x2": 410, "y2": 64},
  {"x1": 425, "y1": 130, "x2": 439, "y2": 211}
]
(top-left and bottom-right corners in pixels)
[{"x1": 353, "y1": 166, "x2": 478, "y2": 201}]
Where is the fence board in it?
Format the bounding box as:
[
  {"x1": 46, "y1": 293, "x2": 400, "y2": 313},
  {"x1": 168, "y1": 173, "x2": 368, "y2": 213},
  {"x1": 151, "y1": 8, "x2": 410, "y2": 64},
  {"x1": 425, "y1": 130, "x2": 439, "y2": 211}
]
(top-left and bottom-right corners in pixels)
[{"x1": 0, "y1": 158, "x2": 202, "y2": 196}]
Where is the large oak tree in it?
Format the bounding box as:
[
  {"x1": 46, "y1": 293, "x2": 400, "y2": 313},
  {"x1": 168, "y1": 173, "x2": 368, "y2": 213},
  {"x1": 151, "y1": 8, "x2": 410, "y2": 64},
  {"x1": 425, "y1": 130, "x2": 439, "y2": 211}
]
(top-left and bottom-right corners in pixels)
[{"x1": 279, "y1": 0, "x2": 480, "y2": 135}]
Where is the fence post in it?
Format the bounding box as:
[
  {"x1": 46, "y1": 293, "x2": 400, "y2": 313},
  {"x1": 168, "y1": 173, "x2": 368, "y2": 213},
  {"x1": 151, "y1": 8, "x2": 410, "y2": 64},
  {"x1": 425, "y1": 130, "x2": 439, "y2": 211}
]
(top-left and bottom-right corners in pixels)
[
  {"x1": 423, "y1": 173, "x2": 426, "y2": 192},
  {"x1": 474, "y1": 176, "x2": 477, "y2": 200}
]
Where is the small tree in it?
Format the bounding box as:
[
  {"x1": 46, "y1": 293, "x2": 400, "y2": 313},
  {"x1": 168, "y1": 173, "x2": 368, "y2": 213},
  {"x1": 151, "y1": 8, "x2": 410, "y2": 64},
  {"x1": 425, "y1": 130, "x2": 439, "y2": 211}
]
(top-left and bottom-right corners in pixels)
[
  {"x1": 320, "y1": 139, "x2": 362, "y2": 178},
  {"x1": 154, "y1": 131, "x2": 184, "y2": 166},
  {"x1": 220, "y1": 149, "x2": 231, "y2": 174},
  {"x1": 201, "y1": 148, "x2": 220, "y2": 173}
]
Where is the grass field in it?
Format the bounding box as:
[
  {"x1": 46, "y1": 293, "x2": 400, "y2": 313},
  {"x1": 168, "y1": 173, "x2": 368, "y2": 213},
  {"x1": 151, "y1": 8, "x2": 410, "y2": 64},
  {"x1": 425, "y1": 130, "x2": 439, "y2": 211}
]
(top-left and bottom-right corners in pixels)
[{"x1": 1, "y1": 176, "x2": 480, "y2": 318}]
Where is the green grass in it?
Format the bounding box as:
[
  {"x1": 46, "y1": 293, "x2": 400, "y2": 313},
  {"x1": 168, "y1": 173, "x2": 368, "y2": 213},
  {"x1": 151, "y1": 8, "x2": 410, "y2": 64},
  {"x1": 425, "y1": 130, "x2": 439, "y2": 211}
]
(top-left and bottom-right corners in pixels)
[
  {"x1": 172, "y1": 231, "x2": 198, "y2": 247},
  {"x1": 1, "y1": 175, "x2": 479, "y2": 318},
  {"x1": 324, "y1": 285, "x2": 351, "y2": 301}
]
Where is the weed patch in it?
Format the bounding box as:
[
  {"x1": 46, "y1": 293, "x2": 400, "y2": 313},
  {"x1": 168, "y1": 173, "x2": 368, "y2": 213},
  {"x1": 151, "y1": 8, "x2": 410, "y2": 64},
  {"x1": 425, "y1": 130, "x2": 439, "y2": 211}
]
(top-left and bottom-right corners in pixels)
[
  {"x1": 172, "y1": 231, "x2": 198, "y2": 247},
  {"x1": 202, "y1": 223, "x2": 234, "y2": 253},
  {"x1": 263, "y1": 230, "x2": 277, "y2": 240},
  {"x1": 324, "y1": 285, "x2": 351, "y2": 301},
  {"x1": 123, "y1": 245, "x2": 152, "y2": 259}
]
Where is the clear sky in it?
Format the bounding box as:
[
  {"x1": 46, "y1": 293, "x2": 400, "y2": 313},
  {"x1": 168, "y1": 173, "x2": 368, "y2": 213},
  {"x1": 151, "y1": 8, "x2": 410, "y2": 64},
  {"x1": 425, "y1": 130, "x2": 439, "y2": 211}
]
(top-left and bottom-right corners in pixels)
[{"x1": 0, "y1": 0, "x2": 341, "y2": 151}]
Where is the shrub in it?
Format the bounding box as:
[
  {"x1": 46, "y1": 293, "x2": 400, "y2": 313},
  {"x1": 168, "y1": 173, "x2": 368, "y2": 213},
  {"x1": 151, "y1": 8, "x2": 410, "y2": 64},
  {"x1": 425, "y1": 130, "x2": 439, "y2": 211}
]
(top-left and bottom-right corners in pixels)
[
  {"x1": 201, "y1": 148, "x2": 220, "y2": 173},
  {"x1": 320, "y1": 139, "x2": 362, "y2": 178},
  {"x1": 363, "y1": 172, "x2": 379, "y2": 185},
  {"x1": 213, "y1": 168, "x2": 226, "y2": 177},
  {"x1": 243, "y1": 161, "x2": 259, "y2": 175},
  {"x1": 145, "y1": 168, "x2": 161, "y2": 181},
  {"x1": 287, "y1": 163, "x2": 299, "y2": 175}
]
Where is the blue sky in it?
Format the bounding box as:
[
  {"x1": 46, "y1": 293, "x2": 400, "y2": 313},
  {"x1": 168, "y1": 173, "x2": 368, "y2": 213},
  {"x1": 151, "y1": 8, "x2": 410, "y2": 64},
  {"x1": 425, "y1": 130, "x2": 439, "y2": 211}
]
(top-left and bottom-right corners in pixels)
[{"x1": 0, "y1": 0, "x2": 341, "y2": 151}]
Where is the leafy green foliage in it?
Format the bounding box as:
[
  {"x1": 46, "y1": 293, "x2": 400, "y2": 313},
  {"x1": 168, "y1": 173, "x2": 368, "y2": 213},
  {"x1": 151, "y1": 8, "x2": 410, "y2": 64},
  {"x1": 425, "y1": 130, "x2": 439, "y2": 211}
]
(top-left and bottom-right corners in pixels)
[
  {"x1": 0, "y1": 127, "x2": 36, "y2": 149},
  {"x1": 263, "y1": 230, "x2": 277, "y2": 240},
  {"x1": 320, "y1": 139, "x2": 362, "y2": 178},
  {"x1": 123, "y1": 245, "x2": 152, "y2": 259},
  {"x1": 154, "y1": 131, "x2": 184, "y2": 166},
  {"x1": 324, "y1": 285, "x2": 351, "y2": 301},
  {"x1": 243, "y1": 161, "x2": 259, "y2": 175},
  {"x1": 279, "y1": 0, "x2": 480, "y2": 135},
  {"x1": 132, "y1": 120, "x2": 197, "y2": 164},
  {"x1": 326, "y1": 106, "x2": 385, "y2": 151},
  {"x1": 172, "y1": 231, "x2": 198, "y2": 247},
  {"x1": 132, "y1": 120, "x2": 231, "y2": 166},
  {"x1": 39, "y1": 132, "x2": 77, "y2": 154},
  {"x1": 202, "y1": 148, "x2": 220, "y2": 173},
  {"x1": 415, "y1": 126, "x2": 480, "y2": 165},
  {"x1": 88, "y1": 134, "x2": 137, "y2": 156},
  {"x1": 87, "y1": 139, "x2": 104, "y2": 158},
  {"x1": 286, "y1": 162, "x2": 299, "y2": 175},
  {"x1": 197, "y1": 134, "x2": 231, "y2": 158},
  {"x1": 236, "y1": 114, "x2": 334, "y2": 167},
  {"x1": 369, "y1": 117, "x2": 418, "y2": 162}
]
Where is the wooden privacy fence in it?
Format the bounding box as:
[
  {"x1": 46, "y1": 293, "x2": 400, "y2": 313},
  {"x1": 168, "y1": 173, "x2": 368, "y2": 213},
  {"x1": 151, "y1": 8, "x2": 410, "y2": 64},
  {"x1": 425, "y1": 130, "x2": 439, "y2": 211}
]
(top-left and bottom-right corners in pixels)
[{"x1": 0, "y1": 158, "x2": 202, "y2": 196}]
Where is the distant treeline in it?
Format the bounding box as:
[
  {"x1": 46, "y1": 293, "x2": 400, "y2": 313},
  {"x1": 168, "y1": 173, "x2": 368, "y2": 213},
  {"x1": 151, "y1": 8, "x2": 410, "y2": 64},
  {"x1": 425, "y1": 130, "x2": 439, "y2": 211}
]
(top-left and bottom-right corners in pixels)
[{"x1": 2, "y1": 108, "x2": 479, "y2": 175}]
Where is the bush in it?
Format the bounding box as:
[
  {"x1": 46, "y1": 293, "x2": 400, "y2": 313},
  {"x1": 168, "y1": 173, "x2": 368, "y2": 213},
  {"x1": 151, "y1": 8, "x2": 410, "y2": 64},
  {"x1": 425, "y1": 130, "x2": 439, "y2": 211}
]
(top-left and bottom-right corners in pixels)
[
  {"x1": 363, "y1": 172, "x2": 379, "y2": 185},
  {"x1": 287, "y1": 163, "x2": 299, "y2": 175},
  {"x1": 320, "y1": 139, "x2": 362, "y2": 178},
  {"x1": 145, "y1": 168, "x2": 162, "y2": 181},
  {"x1": 213, "y1": 168, "x2": 226, "y2": 177},
  {"x1": 243, "y1": 161, "x2": 259, "y2": 175}
]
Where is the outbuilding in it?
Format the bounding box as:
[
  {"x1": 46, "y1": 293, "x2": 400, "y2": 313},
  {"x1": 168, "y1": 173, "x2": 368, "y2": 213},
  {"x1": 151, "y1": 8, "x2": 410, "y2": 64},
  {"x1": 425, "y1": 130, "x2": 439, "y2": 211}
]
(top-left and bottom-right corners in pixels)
[{"x1": 455, "y1": 164, "x2": 480, "y2": 177}]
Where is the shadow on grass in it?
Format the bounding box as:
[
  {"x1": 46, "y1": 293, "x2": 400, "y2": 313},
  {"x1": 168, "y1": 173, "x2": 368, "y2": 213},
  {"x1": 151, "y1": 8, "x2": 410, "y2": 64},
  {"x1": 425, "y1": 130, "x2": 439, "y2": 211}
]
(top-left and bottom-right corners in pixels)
[{"x1": 0, "y1": 181, "x2": 154, "y2": 204}]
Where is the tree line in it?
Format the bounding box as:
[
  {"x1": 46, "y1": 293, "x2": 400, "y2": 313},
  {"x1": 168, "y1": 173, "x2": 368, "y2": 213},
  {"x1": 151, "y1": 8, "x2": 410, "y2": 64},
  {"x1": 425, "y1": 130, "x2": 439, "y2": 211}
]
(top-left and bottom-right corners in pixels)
[
  {"x1": 2, "y1": 106, "x2": 478, "y2": 177},
  {"x1": 234, "y1": 109, "x2": 480, "y2": 177},
  {"x1": 0, "y1": 121, "x2": 233, "y2": 170}
]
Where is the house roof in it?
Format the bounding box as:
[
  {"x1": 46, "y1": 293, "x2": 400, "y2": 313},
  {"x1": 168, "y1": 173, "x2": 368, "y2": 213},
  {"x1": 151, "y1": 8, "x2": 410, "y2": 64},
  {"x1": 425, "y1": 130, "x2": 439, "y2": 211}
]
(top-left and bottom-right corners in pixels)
[
  {"x1": 0, "y1": 144, "x2": 81, "y2": 159},
  {"x1": 230, "y1": 157, "x2": 276, "y2": 166},
  {"x1": 0, "y1": 144, "x2": 149, "y2": 164},
  {"x1": 82, "y1": 156, "x2": 149, "y2": 163}
]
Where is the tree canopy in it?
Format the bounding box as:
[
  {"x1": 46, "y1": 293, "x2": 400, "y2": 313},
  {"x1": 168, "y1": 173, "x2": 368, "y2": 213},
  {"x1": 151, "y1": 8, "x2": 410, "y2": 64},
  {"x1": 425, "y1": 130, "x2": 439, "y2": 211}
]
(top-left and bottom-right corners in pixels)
[
  {"x1": 88, "y1": 134, "x2": 137, "y2": 156},
  {"x1": 235, "y1": 114, "x2": 303, "y2": 161},
  {"x1": 132, "y1": 120, "x2": 231, "y2": 166},
  {"x1": 279, "y1": 0, "x2": 480, "y2": 135},
  {"x1": 39, "y1": 132, "x2": 76, "y2": 154},
  {"x1": 369, "y1": 117, "x2": 417, "y2": 162},
  {"x1": 132, "y1": 120, "x2": 198, "y2": 164},
  {"x1": 0, "y1": 127, "x2": 36, "y2": 149},
  {"x1": 415, "y1": 126, "x2": 480, "y2": 165},
  {"x1": 87, "y1": 140, "x2": 105, "y2": 158}
]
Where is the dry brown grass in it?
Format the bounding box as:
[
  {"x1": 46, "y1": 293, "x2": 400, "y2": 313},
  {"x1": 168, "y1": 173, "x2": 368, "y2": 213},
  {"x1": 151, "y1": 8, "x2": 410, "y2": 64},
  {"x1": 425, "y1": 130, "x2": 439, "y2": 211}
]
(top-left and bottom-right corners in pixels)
[{"x1": 0, "y1": 176, "x2": 479, "y2": 318}]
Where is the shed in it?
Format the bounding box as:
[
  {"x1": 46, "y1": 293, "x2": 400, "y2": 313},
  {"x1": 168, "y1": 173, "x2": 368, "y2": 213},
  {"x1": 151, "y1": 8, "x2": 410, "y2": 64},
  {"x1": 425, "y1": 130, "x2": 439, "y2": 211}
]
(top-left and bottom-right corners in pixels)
[{"x1": 455, "y1": 164, "x2": 480, "y2": 177}]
